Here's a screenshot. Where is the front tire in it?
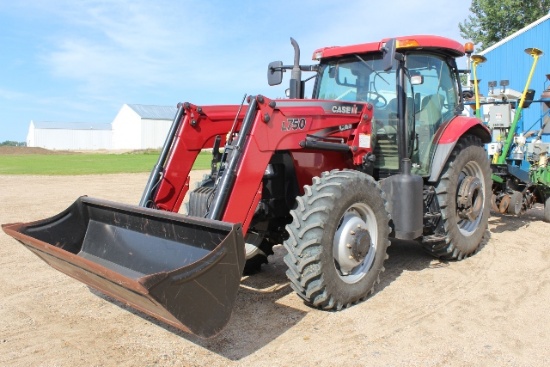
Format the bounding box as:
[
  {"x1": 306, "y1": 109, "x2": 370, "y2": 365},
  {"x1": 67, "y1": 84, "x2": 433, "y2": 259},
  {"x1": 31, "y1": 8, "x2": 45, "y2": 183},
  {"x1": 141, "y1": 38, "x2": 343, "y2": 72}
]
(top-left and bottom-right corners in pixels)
[
  {"x1": 283, "y1": 170, "x2": 390, "y2": 310},
  {"x1": 423, "y1": 135, "x2": 491, "y2": 260}
]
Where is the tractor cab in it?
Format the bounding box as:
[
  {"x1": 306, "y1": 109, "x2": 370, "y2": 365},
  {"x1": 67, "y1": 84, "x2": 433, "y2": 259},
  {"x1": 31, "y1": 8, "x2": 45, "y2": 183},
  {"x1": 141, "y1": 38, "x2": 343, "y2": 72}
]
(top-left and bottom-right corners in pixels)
[{"x1": 312, "y1": 39, "x2": 463, "y2": 178}]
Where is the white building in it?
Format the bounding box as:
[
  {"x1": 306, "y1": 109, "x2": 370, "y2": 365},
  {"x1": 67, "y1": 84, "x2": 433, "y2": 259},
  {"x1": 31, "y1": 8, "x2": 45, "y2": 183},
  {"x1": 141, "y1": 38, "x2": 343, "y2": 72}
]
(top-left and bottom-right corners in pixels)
[
  {"x1": 26, "y1": 103, "x2": 178, "y2": 151},
  {"x1": 111, "y1": 104, "x2": 177, "y2": 150},
  {"x1": 27, "y1": 121, "x2": 112, "y2": 150}
]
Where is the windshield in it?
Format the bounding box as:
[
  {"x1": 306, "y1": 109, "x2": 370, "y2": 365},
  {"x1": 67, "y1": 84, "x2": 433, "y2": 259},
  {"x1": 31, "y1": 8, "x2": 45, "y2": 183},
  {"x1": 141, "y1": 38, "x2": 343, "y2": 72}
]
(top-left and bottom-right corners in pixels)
[
  {"x1": 315, "y1": 54, "x2": 395, "y2": 108},
  {"x1": 314, "y1": 52, "x2": 459, "y2": 176},
  {"x1": 314, "y1": 53, "x2": 458, "y2": 116}
]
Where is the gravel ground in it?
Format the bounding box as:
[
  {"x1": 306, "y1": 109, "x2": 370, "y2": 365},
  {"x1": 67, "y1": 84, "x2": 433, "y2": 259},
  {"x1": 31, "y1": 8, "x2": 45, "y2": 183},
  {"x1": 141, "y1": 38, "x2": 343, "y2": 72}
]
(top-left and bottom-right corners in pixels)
[{"x1": 1, "y1": 172, "x2": 549, "y2": 367}]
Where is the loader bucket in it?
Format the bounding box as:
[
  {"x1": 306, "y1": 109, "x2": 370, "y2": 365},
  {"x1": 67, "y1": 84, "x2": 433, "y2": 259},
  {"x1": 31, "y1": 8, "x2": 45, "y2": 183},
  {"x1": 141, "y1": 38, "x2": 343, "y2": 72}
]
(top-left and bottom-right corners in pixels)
[{"x1": 2, "y1": 196, "x2": 245, "y2": 338}]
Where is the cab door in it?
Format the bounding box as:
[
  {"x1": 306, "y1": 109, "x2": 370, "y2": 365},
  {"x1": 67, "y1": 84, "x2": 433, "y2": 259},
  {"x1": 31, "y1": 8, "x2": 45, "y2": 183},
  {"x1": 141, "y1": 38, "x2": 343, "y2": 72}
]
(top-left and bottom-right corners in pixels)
[{"x1": 406, "y1": 53, "x2": 459, "y2": 176}]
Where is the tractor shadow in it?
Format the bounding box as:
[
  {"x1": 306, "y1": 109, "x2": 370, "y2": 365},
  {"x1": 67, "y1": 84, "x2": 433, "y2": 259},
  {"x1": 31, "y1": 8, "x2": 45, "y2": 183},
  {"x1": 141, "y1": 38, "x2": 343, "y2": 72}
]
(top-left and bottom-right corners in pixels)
[
  {"x1": 191, "y1": 244, "x2": 306, "y2": 360},
  {"x1": 376, "y1": 227, "x2": 493, "y2": 292},
  {"x1": 376, "y1": 238, "x2": 441, "y2": 291},
  {"x1": 91, "y1": 233, "x2": 494, "y2": 360},
  {"x1": 90, "y1": 244, "x2": 305, "y2": 361}
]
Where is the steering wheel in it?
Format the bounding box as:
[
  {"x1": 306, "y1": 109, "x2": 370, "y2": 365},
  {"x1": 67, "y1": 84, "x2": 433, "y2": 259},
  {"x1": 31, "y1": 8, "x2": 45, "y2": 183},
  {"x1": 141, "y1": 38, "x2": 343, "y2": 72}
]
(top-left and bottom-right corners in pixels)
[{"x1": 360, "y1": 91, "x2": 387, "y2": 108}]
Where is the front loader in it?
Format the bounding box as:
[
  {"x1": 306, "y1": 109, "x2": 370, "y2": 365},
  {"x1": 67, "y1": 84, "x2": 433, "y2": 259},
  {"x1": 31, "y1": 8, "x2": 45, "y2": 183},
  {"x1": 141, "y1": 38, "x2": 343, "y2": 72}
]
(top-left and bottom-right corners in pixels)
[{"x1": 3, "y1": 35, "x2": 492, "y2": 338}]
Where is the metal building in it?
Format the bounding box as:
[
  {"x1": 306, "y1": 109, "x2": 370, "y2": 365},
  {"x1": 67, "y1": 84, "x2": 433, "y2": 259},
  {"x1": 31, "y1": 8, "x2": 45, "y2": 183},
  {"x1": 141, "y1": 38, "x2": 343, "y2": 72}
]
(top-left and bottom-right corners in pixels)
[
  {"x1": 26, "y1": 104, "x2": 177, "y2": 151},
  {"x1": 111, "y1": 104, "x2": 177, "y2": 150},
  {"x1": 27, "y1": 121, "x2": 112, "y2": 150},
  {"x1": 477, "y1": 13, "x2": 550, "y2": 138}
]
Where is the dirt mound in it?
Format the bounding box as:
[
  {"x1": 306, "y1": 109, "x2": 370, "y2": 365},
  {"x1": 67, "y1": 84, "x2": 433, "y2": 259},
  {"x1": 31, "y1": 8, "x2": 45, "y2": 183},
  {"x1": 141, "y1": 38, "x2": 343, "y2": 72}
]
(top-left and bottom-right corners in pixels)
[{"x1": 0, "y1": 146, "x2": 77, "y2": 155}]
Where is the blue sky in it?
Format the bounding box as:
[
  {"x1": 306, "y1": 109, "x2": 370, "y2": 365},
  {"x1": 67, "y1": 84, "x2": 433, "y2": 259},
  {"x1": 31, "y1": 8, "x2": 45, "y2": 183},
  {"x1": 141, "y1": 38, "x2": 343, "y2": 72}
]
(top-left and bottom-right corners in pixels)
[{"x1": 0, "y1": 0, "x2": 473, "y2": 142}]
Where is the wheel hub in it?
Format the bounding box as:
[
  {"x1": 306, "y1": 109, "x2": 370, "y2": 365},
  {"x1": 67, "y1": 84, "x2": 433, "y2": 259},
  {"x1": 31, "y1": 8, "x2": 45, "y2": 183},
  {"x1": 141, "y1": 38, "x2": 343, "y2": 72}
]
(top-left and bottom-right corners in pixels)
[
  {"x1": 351, "y1": 228, "x2": 371, "y2": 262},
  {"x1": 334, "y1": 213, "x2": 372, "y2": 275},
  {"x1": 457, "y1": 175, "x2": 483, "y2": 221}
]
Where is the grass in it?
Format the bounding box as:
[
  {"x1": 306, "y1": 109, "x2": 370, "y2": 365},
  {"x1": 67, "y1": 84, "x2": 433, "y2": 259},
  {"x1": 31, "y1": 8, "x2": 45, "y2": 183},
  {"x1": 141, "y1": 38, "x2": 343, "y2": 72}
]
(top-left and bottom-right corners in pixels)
[{"x1": 0, "y1": 151, "x2": 212, "y2": 175}]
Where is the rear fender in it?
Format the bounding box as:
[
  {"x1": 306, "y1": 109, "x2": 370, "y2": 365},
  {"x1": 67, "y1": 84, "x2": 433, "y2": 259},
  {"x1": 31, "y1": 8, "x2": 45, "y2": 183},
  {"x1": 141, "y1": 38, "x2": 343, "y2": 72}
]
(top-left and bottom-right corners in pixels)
[{"x1": 428, "y1": 116, "x2": 491, "y2": 183}]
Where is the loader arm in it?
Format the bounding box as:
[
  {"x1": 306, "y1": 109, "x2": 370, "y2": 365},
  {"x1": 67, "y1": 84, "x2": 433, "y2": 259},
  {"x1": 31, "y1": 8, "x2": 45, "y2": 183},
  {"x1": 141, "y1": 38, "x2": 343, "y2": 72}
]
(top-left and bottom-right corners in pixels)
[
  {"x1": 153, "y1": 103, "x2": 249, "y2": 212},
  {"x1": 152, "y1": 96, "x2": 375, "y2": 233}
]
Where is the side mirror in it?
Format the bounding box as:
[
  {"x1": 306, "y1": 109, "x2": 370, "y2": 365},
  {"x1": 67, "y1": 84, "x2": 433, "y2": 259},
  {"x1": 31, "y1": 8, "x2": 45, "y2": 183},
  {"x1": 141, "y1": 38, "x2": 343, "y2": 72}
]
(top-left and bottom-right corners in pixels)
[
  {"x1": 411, "y1": 75, "x2": 424, "y2": 85},
  {"x1": 462, "y1": 90, "x2": 474, "y2": 100},
  {"x1": 382, "y1": 38, "x2": 396, "y2": 71},
  {"x1": 268, "y1": 61, "x2": 283, "y2": 86}
]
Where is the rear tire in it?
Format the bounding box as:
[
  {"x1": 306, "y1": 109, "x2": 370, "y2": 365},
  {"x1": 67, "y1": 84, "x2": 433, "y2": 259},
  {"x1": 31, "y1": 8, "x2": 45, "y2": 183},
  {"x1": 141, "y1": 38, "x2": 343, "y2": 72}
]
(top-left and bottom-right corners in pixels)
[
  {"x1": 423, "y1": 135, "x2": 491, "y2": 260},
  {"x1": 283, "y1": 170, "x2": 390, "y2": 310}
]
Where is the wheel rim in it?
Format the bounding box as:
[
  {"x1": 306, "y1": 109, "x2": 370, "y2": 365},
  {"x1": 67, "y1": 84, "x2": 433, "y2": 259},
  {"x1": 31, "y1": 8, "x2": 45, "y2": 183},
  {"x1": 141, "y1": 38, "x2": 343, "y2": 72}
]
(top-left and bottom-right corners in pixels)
[
  {"x1": 245, "y1": 232, "x2": 265, "y2": 260},
  {"x1": 333, "y1": 203, "x2": 378, "y2": 284},
  {"x1": 456, "y1": 160, "x2": 486, "y2": 236}
]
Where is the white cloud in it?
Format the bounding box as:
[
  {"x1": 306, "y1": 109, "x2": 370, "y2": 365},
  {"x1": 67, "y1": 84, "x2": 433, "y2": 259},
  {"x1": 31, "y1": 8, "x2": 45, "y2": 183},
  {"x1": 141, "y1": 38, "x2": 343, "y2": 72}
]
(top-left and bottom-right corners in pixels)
[
  {"x1": 37, "y1": 0, "x2": 471, "y2": 99},
  {"x1": 39, "y1": 1, "x2": 212, "y2": 94}
]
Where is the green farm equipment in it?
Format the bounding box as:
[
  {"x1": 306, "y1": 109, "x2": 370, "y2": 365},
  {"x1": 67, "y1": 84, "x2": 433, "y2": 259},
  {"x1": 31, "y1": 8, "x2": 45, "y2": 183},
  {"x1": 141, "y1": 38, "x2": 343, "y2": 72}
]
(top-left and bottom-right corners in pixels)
[{"x1": 468, "y1": 48, "x2": 550, "y2": 221}]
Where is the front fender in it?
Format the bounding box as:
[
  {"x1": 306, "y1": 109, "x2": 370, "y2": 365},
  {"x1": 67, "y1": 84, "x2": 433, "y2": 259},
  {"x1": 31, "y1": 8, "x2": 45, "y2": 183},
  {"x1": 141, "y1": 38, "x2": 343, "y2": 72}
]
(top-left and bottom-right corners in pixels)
[{"x1": 428, "y1": 116, "x2": 491, "y2": 183}]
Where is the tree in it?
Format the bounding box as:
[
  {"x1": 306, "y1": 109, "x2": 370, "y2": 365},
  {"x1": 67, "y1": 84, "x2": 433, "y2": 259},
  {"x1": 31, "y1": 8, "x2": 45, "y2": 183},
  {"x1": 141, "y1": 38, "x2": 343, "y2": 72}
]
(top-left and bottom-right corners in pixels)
[
  {"x1": 0, "y1": 141, "x2": 26, "y2": 146},
  {"x1": 459, "y1": 0, "x2": 550, "y2": 51}
]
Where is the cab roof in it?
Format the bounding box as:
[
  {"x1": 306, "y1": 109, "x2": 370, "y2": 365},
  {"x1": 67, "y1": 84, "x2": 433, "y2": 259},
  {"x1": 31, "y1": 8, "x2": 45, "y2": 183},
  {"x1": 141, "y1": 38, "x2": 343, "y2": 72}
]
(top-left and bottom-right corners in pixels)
[{"x1": 312, "y1": 35, "x2": 465, "y2": 60}]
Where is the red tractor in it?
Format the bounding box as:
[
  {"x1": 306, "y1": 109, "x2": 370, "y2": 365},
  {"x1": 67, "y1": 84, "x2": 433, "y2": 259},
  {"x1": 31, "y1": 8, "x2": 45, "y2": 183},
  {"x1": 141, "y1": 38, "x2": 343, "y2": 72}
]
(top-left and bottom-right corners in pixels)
[{"x1": 3, "y1": 35, "x2": 492, "y2": 338}]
